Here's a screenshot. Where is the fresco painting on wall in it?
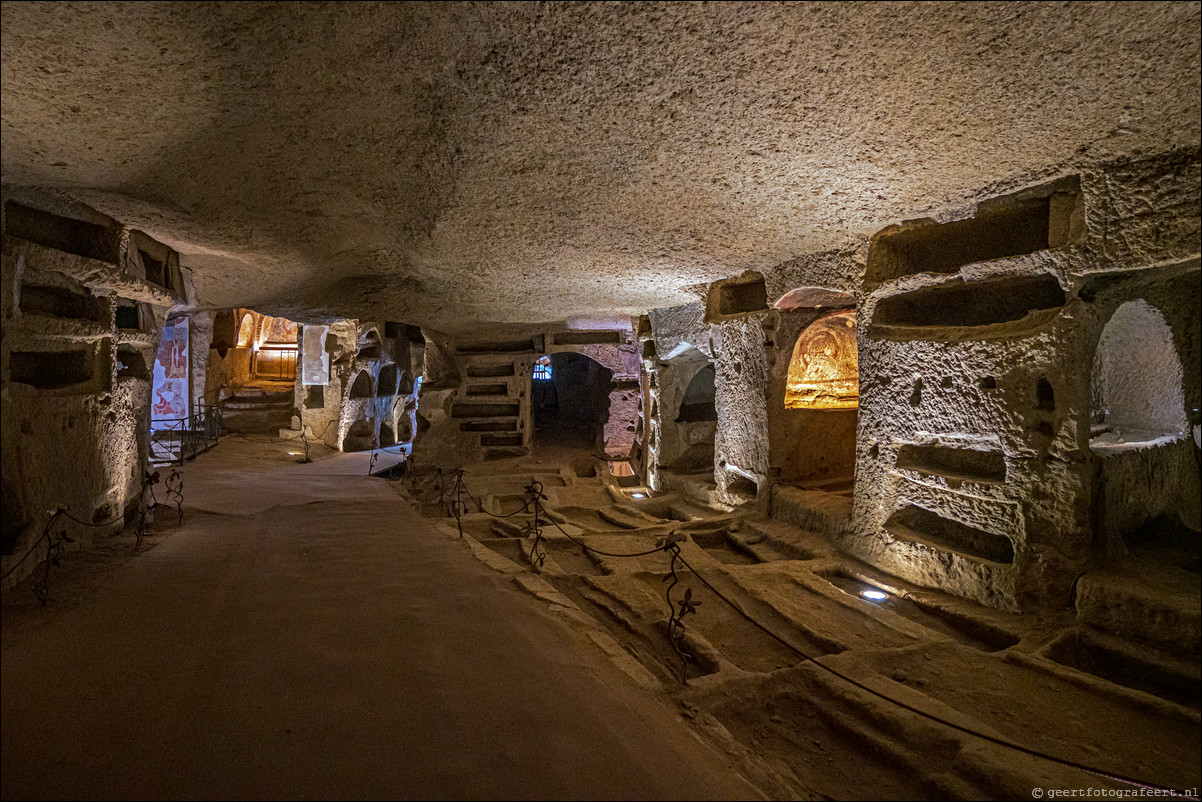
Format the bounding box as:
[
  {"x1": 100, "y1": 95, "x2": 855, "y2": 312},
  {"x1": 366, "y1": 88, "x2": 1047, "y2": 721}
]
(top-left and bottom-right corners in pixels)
[
  {"x1": 302, "y1": 324, "x2": 330, "y2": 385},
  {"x1": 151, "y1": 316, "x2": 190, "y2": 427}
]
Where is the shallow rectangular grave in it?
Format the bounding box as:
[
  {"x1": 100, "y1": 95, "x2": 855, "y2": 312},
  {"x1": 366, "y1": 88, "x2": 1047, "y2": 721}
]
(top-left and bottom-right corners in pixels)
[
  {"x1": 466, "y1": 363, "x2": 515, "y2": 378},
  {"x1": 5, "y1": 202, "x2": 119, "y2": 263},
  {"x1": 457, "y1": 339, "x2": 536, "y2": 354},
  {"x1": 9, "y1": 349, "x2": 93, "y2": 389},
  {"x1": 1042, "y1": 629, "x2": 1199, "y2": 708},
  {"x1": 460, "y1": 420, "x2": 517, "y2": 432},
  {"x1": 896, "y1": 444, "x2": 1007, "y2": 484},
  {"x1": 717, "y1": 276, "x2": 768, "y2": 316},
  {"x1": 480, "y1": 433, "x2": 523, "y2": 447},
  {"x1": 451, "y1": 403, "x2": 520, "y2": 418},
  {"x1": 20, "y1": 283, "x2": 109, "y2": 323},
  {"x1": 885, "y1": 504, "x2": 1015, "y2": 564},
  {"x1": 870, "y1": 273, "x2": 1065, "y2": 332},
  {"x1": 465, "y1": 383, "x2": 508, "y2": 396},
  {"x1": 116, "y1": 345, "x2": 150, "y2": 380},
  {"x1": 552, "y1": 330, "x2": 622, "y2": 345},
  {"x1": 867, "y1": 177, "x2": 1082, "y2": 284}
]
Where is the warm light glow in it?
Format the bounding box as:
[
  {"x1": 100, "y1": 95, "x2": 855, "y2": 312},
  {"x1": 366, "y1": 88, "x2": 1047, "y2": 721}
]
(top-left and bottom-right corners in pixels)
[
  {"x1": 236, "y1": 313, "x2": 256, "y2": 347},
  {"x1": 260, "y1": 315, "x2": 299, "y2": 347},
  {"x1": 785, "y1": 311, "x2": 858, "y2": 410},
  {"x1": 861, "y1": 589, "x2": 887, "y2": 601}
]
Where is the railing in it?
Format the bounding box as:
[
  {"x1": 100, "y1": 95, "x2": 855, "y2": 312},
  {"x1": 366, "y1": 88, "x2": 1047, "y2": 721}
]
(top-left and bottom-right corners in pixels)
[{"x1": 150, "y1": 405, "x2": 223, "y2": 466}]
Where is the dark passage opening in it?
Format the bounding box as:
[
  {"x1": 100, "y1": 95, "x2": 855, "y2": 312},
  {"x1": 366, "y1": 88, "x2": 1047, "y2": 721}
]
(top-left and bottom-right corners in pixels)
[{"x1": 533, "y1": 352, "x2": 613, "y2": 453}]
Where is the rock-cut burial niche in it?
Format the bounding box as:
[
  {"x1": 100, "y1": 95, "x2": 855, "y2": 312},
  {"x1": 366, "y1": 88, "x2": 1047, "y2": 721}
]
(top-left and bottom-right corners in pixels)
[
  {"x1": 377, "y1": 363, "x2": 399, "y2": 397},
  {"x1": 1089, "y1": 299, "x2": 1192, "y2": 556},
  {"x1": 357, "y1": 329, "x2": 382, "y2": 360},
  {"x1": 785, "y1": 311, "x2": 858, "y2": 409},
  {"x1": 1090, "y1": 299, "x2": 1187, "y2": 445},
  {"x1": 349, "y1": 370, "x2": 374, "y2": 399},
  {"x1": 676, "y1": 364, "x2": 717, "y2": 422},
  {"x1": 236, "y1": 313, "x2": 256, "y2": 347}
]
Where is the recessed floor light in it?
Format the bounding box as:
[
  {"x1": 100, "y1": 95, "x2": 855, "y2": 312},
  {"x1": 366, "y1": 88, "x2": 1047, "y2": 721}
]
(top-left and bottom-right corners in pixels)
[
  {"x1": 631, "y1": 492, "x2": 646, "y2": 499},
  {"x1": 861, "y1": 589, "x2": 888, "y2": 601}
]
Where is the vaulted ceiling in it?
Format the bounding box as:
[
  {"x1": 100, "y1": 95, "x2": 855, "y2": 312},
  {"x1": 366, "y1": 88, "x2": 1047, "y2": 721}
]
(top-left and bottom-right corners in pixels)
[{"x1": 2, "y1": 1, "x2": 1198, "y2": 330}]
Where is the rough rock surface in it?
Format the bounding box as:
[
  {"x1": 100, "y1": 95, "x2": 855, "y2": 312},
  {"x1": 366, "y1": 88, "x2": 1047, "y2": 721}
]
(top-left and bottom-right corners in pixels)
[{"x1": 2, "y1": 2, "x2": 1199, "y2": 329}]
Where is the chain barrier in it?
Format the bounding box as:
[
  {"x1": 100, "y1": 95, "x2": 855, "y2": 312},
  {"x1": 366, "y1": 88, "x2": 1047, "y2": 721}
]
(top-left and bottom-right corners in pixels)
[
  {"x1": 2, "y1": 468, "x2": 178, "y2": 605},
  {"x1": 405, "y1": 463, "x2": 1193, "y2": 796}
]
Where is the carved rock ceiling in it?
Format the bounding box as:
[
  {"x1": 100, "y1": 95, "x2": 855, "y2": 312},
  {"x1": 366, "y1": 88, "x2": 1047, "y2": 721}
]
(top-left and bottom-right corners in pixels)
[{"x1": 2, "y1": 1, "x2": 1198, "y2": 330}]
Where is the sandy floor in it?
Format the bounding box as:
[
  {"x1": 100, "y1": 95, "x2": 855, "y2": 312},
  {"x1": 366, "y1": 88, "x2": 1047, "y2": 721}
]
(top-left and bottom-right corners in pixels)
[
  {"x1": 1, "y1": 437, "x2": 760, "y2": 800},
  {"x1": 5, "y1": 435, "x2": 1199, "y2": 800}
]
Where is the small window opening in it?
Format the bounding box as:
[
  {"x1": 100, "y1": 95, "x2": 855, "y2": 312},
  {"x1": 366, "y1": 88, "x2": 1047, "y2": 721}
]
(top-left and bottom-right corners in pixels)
[{"x1": 532, "y1": 355, "x2": 552, "y2": 381}]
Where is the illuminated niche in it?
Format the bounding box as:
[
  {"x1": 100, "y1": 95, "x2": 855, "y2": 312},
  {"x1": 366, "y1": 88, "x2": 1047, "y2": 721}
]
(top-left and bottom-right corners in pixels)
[{"x1": 785, "y1": 311, "x2": 858, "y2": 410}]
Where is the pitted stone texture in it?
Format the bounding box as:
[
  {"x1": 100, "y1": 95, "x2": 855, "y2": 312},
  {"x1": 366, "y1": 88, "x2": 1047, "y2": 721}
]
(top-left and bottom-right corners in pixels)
[{"x1": 3, "y1": 3, "x2": 1197, "y2": 329}]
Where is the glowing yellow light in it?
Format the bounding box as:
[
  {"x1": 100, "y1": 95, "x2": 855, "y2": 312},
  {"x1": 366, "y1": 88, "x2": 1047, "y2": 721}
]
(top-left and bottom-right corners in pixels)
[{"x1": 785, "y1": 311, "x2": 858, "y2": 410}]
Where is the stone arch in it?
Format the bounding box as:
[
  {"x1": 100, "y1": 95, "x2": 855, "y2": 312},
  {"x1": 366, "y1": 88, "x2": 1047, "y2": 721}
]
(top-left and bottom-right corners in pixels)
[
  {"x1": 676, "y1": 364, "x2": 717, "y2": 422},
  {"x1": 532, "y1": 351, "x2": 615, "y2": 453},
  {"x1": 1088, "y1": 298, "x2": 1195, "y2": 558},
  {"x1": 357, "y1": 328, "x2": 382, "y2": 360},
  {"x1": 379, "y1": 421, "x2": 396, "y2": 447},
  {"x1": 342, "y1": 417, "x2": 375, "y2": 452},
  {"x1": 349, "y1": 370, "x2": 374, "y2": 399},
  {"x1": 1090, "y1": 299, "x2": 1187, "y2": 441},
  {"x1": 236, "y1": 311, "x2": 256, "y2": 347},
  {"x1": 378, "y1": 363, "x2": 400, "y2": 397},
  {"x1": 655, "y1": 347, "x2": 716, "y2": 473},
  {"x1": 785, "y1": 311, "x2": 858, "y2": 410}
]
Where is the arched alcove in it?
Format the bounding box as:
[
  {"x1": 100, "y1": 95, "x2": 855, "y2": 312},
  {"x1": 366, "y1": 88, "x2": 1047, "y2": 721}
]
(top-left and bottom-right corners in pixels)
[
  {"x1": 378, "y1": 363, "x2": 399, "y2": 398},
  {"x1": 656, "y1": 349, "x2": 717, "y2": 474},
  {"x1": 785, "y1": 311, "x2": 858, "y2": 410},
  {"x1": 533, "y1": 352, "x2": 614, "y2": 452},
  {"x1": 1089, "y1": 299, "x2": 1193, "y2": 558},
  {"x1": 379, "y1": 422, "x2": 396, "y2": 447},
  {"x1": 236, "y1": 313, "x2": 256, "y2": 347},
  {"x1": 1090, "y1": 299, "x2": 1187, "y2": 444},
  {"x1": 676, "y1": 365, "x2": 717, "y2": 422},
  {"x1": 769, "y1": 310, "x2": 859, "y2": 487},
  {"x1": 357, "y1": 329, "x2": 382, "y2": 360},
  {"x1": 342, "y1": 418, "x2": 375, "y2": 452},
  {"x1": 349, "y1": 371, "x2": 374, "y2": 399}
]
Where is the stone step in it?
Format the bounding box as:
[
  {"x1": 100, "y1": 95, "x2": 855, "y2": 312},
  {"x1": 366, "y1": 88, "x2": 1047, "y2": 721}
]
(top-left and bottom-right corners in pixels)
[
  {"x1": 769, "y1": 485, "x2": 852, "y2": 538},
  {"x1": 738, "y1": 518, "x2": 839, "y2": 562},
  {"x1": 1074, "y1": 562, "x2": 1201, "y2": 657}
]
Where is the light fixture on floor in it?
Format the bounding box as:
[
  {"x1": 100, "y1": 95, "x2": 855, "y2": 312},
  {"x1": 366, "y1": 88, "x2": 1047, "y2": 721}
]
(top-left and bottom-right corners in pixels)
[
  {"x1": 861, "y1": 589, "x2": 888, "y2": 601},
  {"x1": 631, "y1": 492, "x2": 646, "y2": 499}
]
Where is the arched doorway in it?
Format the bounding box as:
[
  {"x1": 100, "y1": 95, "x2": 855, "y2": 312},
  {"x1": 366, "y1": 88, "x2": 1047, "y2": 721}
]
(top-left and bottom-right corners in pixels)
[
  {"x1": 1089, "y1": 299, "x2": 1194, "y2": 557},
  {"x1": 532, "y1": 352, "x2": 614, "y2": 453},
  {"x1": 655, "y1": 349, "x2": 717, "y2": 475},
  {"x1": 772, "y1": 310, "x2": 859, "y2": 488},
  {"x1": 252, "y1": 315, "x2": 298, "y2": 380}
]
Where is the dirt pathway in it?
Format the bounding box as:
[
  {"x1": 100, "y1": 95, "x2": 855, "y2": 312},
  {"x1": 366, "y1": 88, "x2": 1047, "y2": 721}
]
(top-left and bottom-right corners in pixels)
[{"x1": 1, "y1": 442, "x2": 762, "y2": 800}]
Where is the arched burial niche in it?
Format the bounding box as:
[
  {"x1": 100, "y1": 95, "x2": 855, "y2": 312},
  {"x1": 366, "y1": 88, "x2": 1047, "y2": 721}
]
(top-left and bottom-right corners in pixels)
[
  {"x1": 770, "y1": 310, "x2": 858, "y2": 487},
  {"x1": 1089, "y1": 299, "x2": 1194, "y2": 557},
  {"x1": 349, "y1": 370, "x2": 374, "y2": 399},
  {"x1": 252, "y1": 315, "x2": 298, "y2": 380},
  {"x1": 357, "y1": 329, "x2": 382, "y2": 360},
  {"x1": 236, "y1": 312, "x2": 256, "y2": 348},
  {"x1": 785, "y1": 311, "x2": 858, "y2": 410},
  {"x1": 532, "y1": 352, "x2": 614, "y2": 453},
  {"x1": 377, "y1": 363, "x2": 400, "y2": 397},
  {"x1": 1090, "y1": 300, "x2": 1187, "y2": 443},
  {"x1": 379, "y1": 422, "x2": 396, "y2": 448},
  {"x1": 657, "y1": 349, "x2": 717, "y2": 475},
  {"x1": 677, "y1": 364, "x2": 717, "y2": 422}
]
